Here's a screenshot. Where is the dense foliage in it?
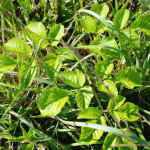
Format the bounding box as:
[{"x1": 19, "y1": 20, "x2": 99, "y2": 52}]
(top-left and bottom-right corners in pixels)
[{"x1": 0, "y1": 0, "x2": 150, "y2": 149}]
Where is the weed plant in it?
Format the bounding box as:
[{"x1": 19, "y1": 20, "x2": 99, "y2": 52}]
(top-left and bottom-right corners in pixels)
[{"x1": 0, "y1": 0, "x2": 150, "y2": 149}]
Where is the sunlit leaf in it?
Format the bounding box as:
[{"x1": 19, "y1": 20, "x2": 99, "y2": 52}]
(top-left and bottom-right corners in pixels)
[
  {"x1": 130, "y1": 13, "x2": 150, "y2": 35},
  {"x1": 114, "y1": 102, "x2": 140, "y2": 121},
  {"x1": 0, "y1": 54, "x2": 17, "y2": 79},
  {"x1": 38, "y1": 87, "x2": 69, "y2": 116},
  {"x1": 77, "y1": 107, "x2": 102, "y2": 119},
  {"x1": 107, "y1": 95, "x2": 126, "y2": 111},
  {"x1": 113, "y1": 9, "x2": 129, "y2": 30},
  {"x1": 26, "y1": 22, "x2": 48, "y2": 49},
  {"x1": 81, "y1": 16, "x2": 97, "y2": 33},
  {"x1": 79, "y1": 116, "x2": 106, "y2": 145},
  {"x1": 76, "y1": 86, "x2": 93, "y2": 110},
  {"x1": 48, "y1": 24, "x2": 64, "y2": 46},
  {"x1": 44, "y1": 53, "x2": 62, "y2": 81},
  {"x1": 115, "y1": 67, "x2": 142, "y2": 89},
  {"x1": 4, "y1": 38, "x2": 32, "y2": 58},
  {"x1": 95, "y1": 60, "x2": 114, "y2": 79},
  {"x1": 97, "y1": 80, "x2": 118, "y2": 97},
  {"x1": 61, "y1": 69, "x2": 85, "y2": 88},
  {"x1": 19, "y1": 60, "x2": 37, "y2": 88}
]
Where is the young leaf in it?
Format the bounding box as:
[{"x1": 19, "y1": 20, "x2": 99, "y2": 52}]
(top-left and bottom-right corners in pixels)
[
  {"x1": 19, "y1": 60, "x2": 37, "y2": 88},
  {"x1": 122, "y1": 28, "x2": 140, "y2": 47},
  {"x1": 76, "y1": 86, "x2": 93, "y2": 110},
  {"x1": 0, "y1": 54, "x2": 17, "y2": 79},
  {"x1": 103, "y1": 132, "x2": 137, "y2": 150},
  {"x1": 115, "y1": 67, "x2": 142, "y2": 89},
  {"x1": 81, "y1": 16, "x2": 97, "y2": 33},
  {"x1": 77, "y1": 107, "x2": 102, "y2": 119},
  {"x1": 4, "y1": 38, "x2": 32, "y2": 57},
  {"x1": 97, "y1": 80, "x2": 118, "y2": 97},
  {"x1": 61, "y1": 69, "x2": 85, "y2": 88},
  {"x1": 18, "y1": 143, "x2": 34, "y2": 150},
  {"x1": 79, "y1": 116, "x2": 106, "y2": 145},
  {"x1": 25, "y1": 22, "x2": 48, "y2": 49},
  {"x1": 91, "y1": 4, "x2": 109, "y2": 19},
  {"x1": 113, "y1": 9, "x2": 129, "y2": 30},
  {"x1": 95, "y1": 60, "x2": 114, "y2": 79},
  {"x1": 114, "y1": 102, "x2": 140, "y2": 121},
  {"x1": 101, "y1": 37, "x2": 121, "y2": 60},
  {"x1": 130, "y1": 13, "x2": 150, "y2": 36},
  {"x1": 48, "y1": 24, "x2": 64, "y2": 46},
  {"x1": 44, "y1": 53, "x2": 62, "y2": 81},
  {"x1": 107, "y1": 95, "x2": 126, "y2": 111},
  {"x1": 38, "y1": 87, "x2": 69, "y2": 117},
  {"x1": 56, "y1": 47, "x2": 75, "y2": 60}
]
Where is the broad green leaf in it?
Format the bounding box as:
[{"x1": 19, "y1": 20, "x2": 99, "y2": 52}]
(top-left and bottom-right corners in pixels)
[
  {"x1": 19, "y1": 60, "x2": 37, "y2": 88},
  {"x1": 95, "y1": 60, "x2": 114, "y2": 79},
  {"x1": 0, "y1": 0, "x2": 13, "y2": 11},
  {"x1": 56, "y1": 47, "x2": 75, "y2": 60},
  {"x1": 44, "y1": 53, "x2": 62, "y2": 81},
  {"x1": 76, "y1": 86, "x2": 93, "y2": 110},
  {"x1": 18, "y1": 143, "x2": 34, "y2": 150},
  {"x1": 97, "y1": 80, "x2": 118, "y2": 97},
  {"x1": 38, "y1": 87, "x2": 69, "y2": 116},
  {"x1": 107, "y1": 96, "x2": 126, "y2": 111},
  {"x1": 61, "y1": 69, "x2": 85, "y2": 88},
  {"x1": 103, "y1": 133, "x2": 137, "y2": 150},
  {"x1": 77, "y1": 107, "x2": 102, "y2": 119},
  {"x1": 0, "y1": 54, "x2": 17, "y2": 79},
  {"x1": 130, "y1": 13, "x2": 150, "y2": 35},
  {"x1": 97, "y1": 23, "x2": 107, "y2": 34},
  {"x1": 91, "y1": 4, "x2": 109, "y2": 19},
  {"x1": 114, "y1": 102, "x2": 140, "y2": 121},
  {"x1": 80, "y1": 116, "x2": 106, "y2": 144},
  {"x1": 113, "y1": 9, "x2": 129, "y2": 30},
  {"x1": 25, "y1": 22, "x2": 48, "y2": 49},
  {"x1": 4, "y1": 38, "x2": 32, "y2": 57},
  {"x1": 81, "y1": 16, "x2": 97, "y2": 33},
  {"x1": 115, "y1": 67, "x2": 142, "y2": 89},
  {"x1": 48, "y1": 24, "x2": 64, "y2": 46},
  {"x1": 62, "y1": 119, "x2": 150, "y2": 146},
  {"x1": 17, "y1": 0, "x2": 31, "y2": 8},
  {"x1": 122, "y1": 29, "x2": 140, "y2": 47},
  {"x1": 101, "y1": 37, "x2": 120, "y2": 60}
]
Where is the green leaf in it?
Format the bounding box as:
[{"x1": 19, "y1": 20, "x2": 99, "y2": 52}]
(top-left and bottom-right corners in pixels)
[
  {"x1": 77, "y1": 107, "x2": 102, "y2": 119},
  {"x1": 18, "y1": 143, "x2": 34, "y2": 150},
  {"x1": 101, "y1": 37, "x2": 120, "y2": 60},
  {"x1": 61, "y1": 69, "x2": 85, "y2": 88},
  {"x1": 19, "y1": 60, "x2": 37, "y2": 88},
  {"x1": 0, "y1": 54, "x2": 17, "y2": 79},
  {"x1": 113, "y1": 9, "x2": 129, "y2": 30},
  {"x1": 130, "y1": 13, "x2": 150, "y2": 35},
  {"x1": 97, "y1": 80, "x2": 118, "y2": 97},
  {"x1": 107, "y1": 95, "x2": 126, "y2": 111},
  {"x1": 4, "y1": 38, "x2": 32, "y2": 58},
  {"x1": 91, "y1": 4, "x2": 109, "y2": 19},
  {"x1": 103, "y1": 133, "x2": 137, "y2": 150},
  {"x1": 81, "y1": 16, "x2": 97, "y2": 33},
  {"x1": 38, "y1": 87, "x2": 69, "y2": 116},
  {"x1": 62, "y1": 120, "x2": 150, "y2": 146},
  {"x1": 122, "y1": 28, "x2": 140, "y2": 47},
  {"x1": 115, "y1": 67, "x2": 142, "y2": 89},
  {"x1": 44, "y1": 53, "x2": 62, "y2": 81},
  {"x1": 25, "y1": 22, "x2": 48, "y2": 49},
  {"x1": 48, "y1": 24, "x2": 64, "y2": 46},
  {"x1": 56, "y1": 47, "x2": 75, "y2": 60},
  {"x1": 76, "y1": 86, "x2": 93, "y2": 110},
  {"x1": 79, "y1": 116, "x2": 106, "y2": 144},
  {"x1": 95, "y1": 60, "x2": 114, "y2": 79},
  {"x1": 114, "y1": 102, "x2": 140, "y2": 121}
]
